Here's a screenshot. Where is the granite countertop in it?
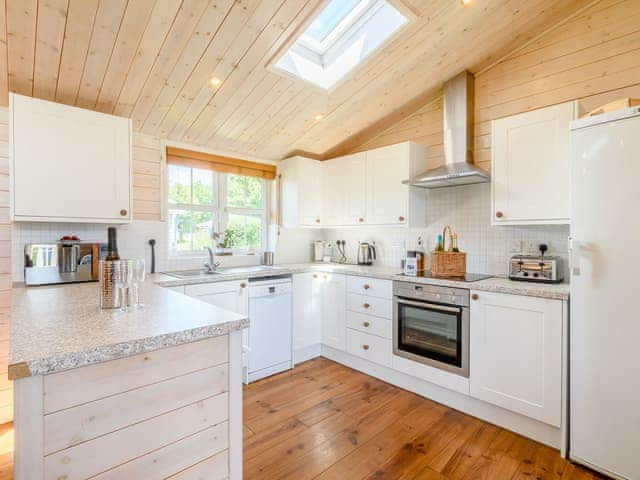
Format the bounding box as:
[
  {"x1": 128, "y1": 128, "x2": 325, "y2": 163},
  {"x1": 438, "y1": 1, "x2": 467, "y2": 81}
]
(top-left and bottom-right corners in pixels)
[
  {"x1": 154, "y1": 263, "x2": 570, "y2": 301},
  {"x1": 9, "y1": 279, "x2": 248, "y2": 380}
]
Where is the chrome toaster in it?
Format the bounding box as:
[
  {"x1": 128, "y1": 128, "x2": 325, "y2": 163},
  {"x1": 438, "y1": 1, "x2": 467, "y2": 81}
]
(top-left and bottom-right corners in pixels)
[{"x1": 509, "y1": 254, "x2": 563, "y2": 283}]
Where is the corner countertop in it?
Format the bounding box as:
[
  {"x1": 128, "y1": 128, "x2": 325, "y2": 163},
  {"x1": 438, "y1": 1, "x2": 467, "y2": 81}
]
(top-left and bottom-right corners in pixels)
[
  {"x1": 9, "y1": 279, "x2": 248, "y2": 380},
  {"x1": 154, "y1": 262, "x2": 570, "y2": 301}
]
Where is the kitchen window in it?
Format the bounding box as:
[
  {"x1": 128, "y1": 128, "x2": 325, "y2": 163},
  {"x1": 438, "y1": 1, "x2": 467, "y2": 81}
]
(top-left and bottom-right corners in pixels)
[{"x1": 167, "y1": 164, "x2": 268, "y2": 255}]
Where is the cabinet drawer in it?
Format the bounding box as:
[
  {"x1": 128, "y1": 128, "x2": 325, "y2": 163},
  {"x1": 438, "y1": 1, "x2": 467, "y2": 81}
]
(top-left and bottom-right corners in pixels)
[
  {"x1": 346, "y1": 311, "x2": 392, "y2": 339},
  {"x1": 347, "y1": 276, "x2": 392, "y2": 299},
  {"x1": 185, "y1": 279, "x2": 248, "y2": 297},
  {"x1": 347, "y1": 293, "x2": 392, "y2": 319},
  {"x1": 346, "y1": 329, "x2": 392, "y2": 367}
]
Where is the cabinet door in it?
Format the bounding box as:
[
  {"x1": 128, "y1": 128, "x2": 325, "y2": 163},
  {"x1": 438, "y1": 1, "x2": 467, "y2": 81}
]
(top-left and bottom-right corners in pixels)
[
  {"x1": 320, "y1": 273, "x2": 346, "y2": 351},
  {"x1": 366, "y1": 144, "x2": 409, "y2": 225},
  {"x1": 469, "y1": 291, "x2": 563, "y2": 426},
  {"x1": 11, "y1": 94, "x2": 131, "y2": 222},
  {"x1": 322, "y1": 153, "x2": 366, "y2": 226},
  {"x1": 299, "y1": 160, "x2": 323, "y2": 226},
  {"x1": 492, "y1": 101, "x2": 575, "y2": 225},
  {"x1": 292, "y1": 273, "x2": 321, "y2": 351},
  {"x1": 322, "y1": 159, "x2": 345, "y2": 226},
  {"x1": 342, "y1": 153, "x2": 367, "y2": 225},
  {"x1": 185, "y1": 281, "x2": 248, "y2": 315}
]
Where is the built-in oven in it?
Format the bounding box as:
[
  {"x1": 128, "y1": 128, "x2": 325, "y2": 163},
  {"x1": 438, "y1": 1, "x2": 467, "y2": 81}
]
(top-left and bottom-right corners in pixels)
[{"x1": 393, "y1": 281, "x2": 470, "y2": 377}]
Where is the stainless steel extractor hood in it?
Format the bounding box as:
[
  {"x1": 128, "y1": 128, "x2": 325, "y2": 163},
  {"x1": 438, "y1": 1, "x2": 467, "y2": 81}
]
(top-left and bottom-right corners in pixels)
[{"x1": 404, "y1": 71, "x2": 490, "y2": 189}]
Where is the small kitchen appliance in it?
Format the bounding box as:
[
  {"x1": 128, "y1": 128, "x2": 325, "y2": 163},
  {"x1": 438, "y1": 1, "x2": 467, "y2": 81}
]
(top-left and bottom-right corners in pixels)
[
  {"x1": 508, "y1": 244, "x2": 563, "y2": 283},
  {"x1": 313, "y1": 240, "x2": 324, "y2": 262},
  {"x1": 24, "y1": 242, "x2": 106, "y2": 286},
  {"x1": 357, "y1": 242, "x2": 376, "y2": 265}
]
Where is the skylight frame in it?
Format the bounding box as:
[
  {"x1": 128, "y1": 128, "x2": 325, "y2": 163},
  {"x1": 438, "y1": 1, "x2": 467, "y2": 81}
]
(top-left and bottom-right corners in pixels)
[
  {"x1": 298, "y1": 0, "x2": 373, "y2": 56},
  {"x1": 269, "y1": 0, "x2": 416, "y2": 92}
]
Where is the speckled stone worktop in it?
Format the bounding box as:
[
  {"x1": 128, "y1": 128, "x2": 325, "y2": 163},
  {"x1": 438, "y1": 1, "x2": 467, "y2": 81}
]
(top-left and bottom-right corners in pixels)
[
  {"x1": 9, "y1": 279, "x2": 248, "y2": 380},
  {"x1": 154, "y1": 262, "x2": 570, "y2": 301}
]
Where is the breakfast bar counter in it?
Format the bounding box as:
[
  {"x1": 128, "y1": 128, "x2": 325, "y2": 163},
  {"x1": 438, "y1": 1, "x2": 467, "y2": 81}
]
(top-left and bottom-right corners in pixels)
[{"x1": 9, "y1": 280, "x2": 247, "y2": 480}]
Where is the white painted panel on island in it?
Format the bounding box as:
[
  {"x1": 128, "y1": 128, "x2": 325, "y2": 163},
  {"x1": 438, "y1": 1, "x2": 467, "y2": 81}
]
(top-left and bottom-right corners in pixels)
[
  {"x1": 43, "y1": 336, "x2": 228, "y2": 414},
  {"x1": 92, "y1": 423, "x2": 229, "y2": 480},
  {"x1": 44, "y1": 393, "x2": 229, "y2": 479},
  {"x1": 44, "y1": 364, "x2": 228, "y2": 454}
]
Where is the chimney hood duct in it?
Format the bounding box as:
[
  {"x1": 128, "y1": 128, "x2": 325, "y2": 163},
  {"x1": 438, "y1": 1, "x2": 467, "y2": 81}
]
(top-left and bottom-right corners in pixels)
[{"x1": 404, "y1": 71, "x2": 490, "y2": 189}]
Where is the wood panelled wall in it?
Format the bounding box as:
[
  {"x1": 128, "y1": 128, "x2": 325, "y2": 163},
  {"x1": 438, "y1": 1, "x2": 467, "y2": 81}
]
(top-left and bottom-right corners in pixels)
[
  {"x1": 0, "y1": 108, "x2": 11, "y2": 423},
  {"x1": 132, "y1": 133, "x2": 163, "y2": 221},
  {"x1": 352, "y1": 0, "x2": 640, "y2": 173}
]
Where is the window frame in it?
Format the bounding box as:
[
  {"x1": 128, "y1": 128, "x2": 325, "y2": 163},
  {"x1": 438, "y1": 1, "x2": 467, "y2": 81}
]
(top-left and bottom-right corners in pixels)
[{"x1": 166, "y1": 164, "x2": 269, "y2": 258}]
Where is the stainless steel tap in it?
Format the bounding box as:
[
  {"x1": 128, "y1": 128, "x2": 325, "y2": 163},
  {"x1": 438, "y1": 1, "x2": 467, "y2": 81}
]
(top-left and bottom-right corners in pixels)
[{"x1": 203, "y1": 246, "x2": 220, "y2": 273}]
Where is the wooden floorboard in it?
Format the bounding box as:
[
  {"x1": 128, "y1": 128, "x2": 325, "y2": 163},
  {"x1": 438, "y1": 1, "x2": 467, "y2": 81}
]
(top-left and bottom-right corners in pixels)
[
  {"x1": 0, "y1": 357, "x2": 612, "y2": 479},
  {"x1": 242, "y1": 358, "x2": 611, "y2": 480}
]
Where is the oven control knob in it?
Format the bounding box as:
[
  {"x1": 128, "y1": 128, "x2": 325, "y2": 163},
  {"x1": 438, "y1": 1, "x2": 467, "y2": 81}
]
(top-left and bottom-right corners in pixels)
[
  {"x1": 533, "y1": 273, "x2": 539, "y2": 278},
  {"x1": 523, "y1": 272, "x2": 529, "y2": 277}
]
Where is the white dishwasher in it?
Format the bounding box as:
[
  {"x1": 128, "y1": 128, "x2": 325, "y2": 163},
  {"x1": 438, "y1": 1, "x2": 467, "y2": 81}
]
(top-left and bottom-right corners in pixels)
[{"x1": 247, "y1": 275, "x2": 293, "y2": 383}]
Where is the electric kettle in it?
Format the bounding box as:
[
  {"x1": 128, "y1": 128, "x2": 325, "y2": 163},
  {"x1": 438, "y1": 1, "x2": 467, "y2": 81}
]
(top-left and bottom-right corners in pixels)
[{"x1": 357, "y1": 242, "x2": 376, "y2": 266}]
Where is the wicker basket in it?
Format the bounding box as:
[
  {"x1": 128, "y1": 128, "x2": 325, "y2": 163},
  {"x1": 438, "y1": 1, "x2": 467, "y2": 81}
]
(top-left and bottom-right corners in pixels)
[{"x1": 430, "y1": 251, "x2": 467, "y2": 278}]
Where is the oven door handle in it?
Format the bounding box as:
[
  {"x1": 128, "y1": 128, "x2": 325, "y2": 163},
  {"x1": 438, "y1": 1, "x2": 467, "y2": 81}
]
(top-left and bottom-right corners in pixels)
[{"x1": 395, "y1": 297, "x2": 461, "y2": 314}]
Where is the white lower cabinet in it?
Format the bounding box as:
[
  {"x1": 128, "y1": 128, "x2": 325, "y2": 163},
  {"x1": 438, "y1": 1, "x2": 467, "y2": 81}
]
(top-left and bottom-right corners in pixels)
[
  {"x1": 469, "y1": 290, "x2": 563, "y2": 427},
  {"x1": 320, "y1": 273, "x2": 347, "y2": 351},
  {"x1": 292, "y1": 273, "x2": 322, "y2": 363},
  {"x1": 346, "y1": 293, "x2": 393, "y2": 319},
  {"x1": 184, "y1": 280, "x2": 249, "y2": 316},
  {"x1": 346, "y1": 311, "x2": 392, "y2": 339},
  {"x1": 346, "y1": 329, "x2": 392, "y2": 367}
]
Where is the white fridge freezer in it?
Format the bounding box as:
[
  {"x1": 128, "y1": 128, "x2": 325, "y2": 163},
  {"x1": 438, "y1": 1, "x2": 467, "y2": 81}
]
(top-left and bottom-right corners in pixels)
[{"x1": 569, "y1": 107, "x2": 640, "y2": 480}]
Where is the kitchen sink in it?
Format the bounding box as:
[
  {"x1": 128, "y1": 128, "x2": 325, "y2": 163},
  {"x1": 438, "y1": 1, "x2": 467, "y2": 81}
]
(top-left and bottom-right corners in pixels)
[{"x1": 163, "y1": 265, "x2": 284, "y2": 279}]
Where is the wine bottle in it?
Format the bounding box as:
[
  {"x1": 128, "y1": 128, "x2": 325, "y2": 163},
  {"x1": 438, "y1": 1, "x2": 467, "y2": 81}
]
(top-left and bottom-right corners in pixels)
[{"x1": 106, "y1": 227, "x2": 120, "y2": 261}]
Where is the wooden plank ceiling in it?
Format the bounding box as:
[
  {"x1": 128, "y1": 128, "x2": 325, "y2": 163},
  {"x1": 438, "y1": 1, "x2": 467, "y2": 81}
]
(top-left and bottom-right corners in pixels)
[{"x1": 0, "y1": 0, "x2": 587, "y2": 160}]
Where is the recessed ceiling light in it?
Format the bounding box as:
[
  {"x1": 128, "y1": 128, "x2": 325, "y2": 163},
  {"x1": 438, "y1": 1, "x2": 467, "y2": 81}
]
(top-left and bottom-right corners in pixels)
[
  {"x1": 314, "y1": 114, "x2": 324, "y2": 121},
  {"x1": 461, "y1": 0, "x2": 473, "y2": 5},
  {"x1": 209, "y1": 77, "x2": 222, "y2": 87}
]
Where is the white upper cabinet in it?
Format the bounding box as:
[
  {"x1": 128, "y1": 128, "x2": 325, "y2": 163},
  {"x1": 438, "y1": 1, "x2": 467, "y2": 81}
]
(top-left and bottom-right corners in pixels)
[
  {"x1": 492, "y1": 101, "x2": 576, "y2": 225},
  {"x1": 280, "y1": 156, "x2": 323, "y2": 227},
  {"x1": 469, "y1": 290, "x2": 563, "y2": 426},
  {"x1": 323, "y1": 152, "x2": 366, "y2": 226},
  {"x1": 281, "y1": 142, "x2": 427, "y2": 228},
  {"x1": 10, "y1": 94, "x2": 132, "y2": 223},
  {"x1": 365, "y1": 142, "x2": 427, "y2": 227}
]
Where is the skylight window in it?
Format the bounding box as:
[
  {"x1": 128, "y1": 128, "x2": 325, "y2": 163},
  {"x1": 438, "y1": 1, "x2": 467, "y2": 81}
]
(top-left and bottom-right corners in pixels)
[{"x1": 274, "y1": 0, "x2": 409, "y2": 90}]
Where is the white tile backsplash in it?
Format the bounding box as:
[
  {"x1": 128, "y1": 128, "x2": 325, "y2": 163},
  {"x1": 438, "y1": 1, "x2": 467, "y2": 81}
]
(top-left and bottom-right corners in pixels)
[
  {"x1": 322, "y1": 183, "x2": 569, "y2": 277},
  {"x1": 12, "y1": 220, "x2": 319, "y2": 281},
  {"x1": 12, "y1": 183, "x2": 569, "y2": 281}
]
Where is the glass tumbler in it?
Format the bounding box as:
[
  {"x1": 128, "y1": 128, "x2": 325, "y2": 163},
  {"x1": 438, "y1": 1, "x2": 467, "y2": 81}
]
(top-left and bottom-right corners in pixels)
[
  {"x1": 132, "y1": 259, "x2": 146, "y2": 308},
  {"x1": 114, "y1": 260, "x2": 134, "y2": 312}
]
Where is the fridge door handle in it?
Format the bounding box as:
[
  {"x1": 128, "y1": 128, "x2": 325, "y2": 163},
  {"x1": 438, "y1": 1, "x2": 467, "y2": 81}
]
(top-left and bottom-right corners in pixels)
[{"x1": 569, "y1": 237, "x2": 581, "y2": 276}]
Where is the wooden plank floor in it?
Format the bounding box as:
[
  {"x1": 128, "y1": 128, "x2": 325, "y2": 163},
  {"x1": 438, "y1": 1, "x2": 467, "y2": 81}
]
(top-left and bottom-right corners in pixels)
[
  {"x1": 243, "y1": 357, "x2": 609, "y2": 480},
  {"x1": 0, "y1": 357, "x2": 610, "y2": 479}
]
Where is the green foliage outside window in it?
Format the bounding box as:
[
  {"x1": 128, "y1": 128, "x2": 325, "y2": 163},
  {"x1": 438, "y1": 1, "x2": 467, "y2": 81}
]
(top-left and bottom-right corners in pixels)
[{"x1": 167, "y1": 166, "x2": 265, "y2": 252}]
